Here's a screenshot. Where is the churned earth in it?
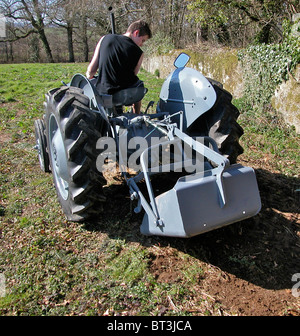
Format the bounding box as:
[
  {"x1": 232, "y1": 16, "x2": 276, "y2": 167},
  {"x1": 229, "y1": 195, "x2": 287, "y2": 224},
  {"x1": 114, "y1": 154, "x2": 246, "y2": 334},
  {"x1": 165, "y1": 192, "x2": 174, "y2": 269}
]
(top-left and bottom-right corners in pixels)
[{"x1": 100, "y1": 159, "x2": 300, "y2": 316}]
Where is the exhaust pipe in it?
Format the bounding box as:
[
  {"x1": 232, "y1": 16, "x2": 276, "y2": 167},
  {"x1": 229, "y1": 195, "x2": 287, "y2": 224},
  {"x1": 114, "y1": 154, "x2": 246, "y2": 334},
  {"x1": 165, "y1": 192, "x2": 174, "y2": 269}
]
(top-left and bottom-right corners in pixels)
[{"x1": 108, "y1": 7, "x2": 116, "y2": 34}]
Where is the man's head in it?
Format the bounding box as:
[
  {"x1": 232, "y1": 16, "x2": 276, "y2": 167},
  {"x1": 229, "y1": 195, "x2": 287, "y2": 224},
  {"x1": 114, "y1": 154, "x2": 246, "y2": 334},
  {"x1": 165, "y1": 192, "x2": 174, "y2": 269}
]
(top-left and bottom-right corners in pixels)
[{"x1": 126, "y1": 20, "x2": 152, "y2": 47}]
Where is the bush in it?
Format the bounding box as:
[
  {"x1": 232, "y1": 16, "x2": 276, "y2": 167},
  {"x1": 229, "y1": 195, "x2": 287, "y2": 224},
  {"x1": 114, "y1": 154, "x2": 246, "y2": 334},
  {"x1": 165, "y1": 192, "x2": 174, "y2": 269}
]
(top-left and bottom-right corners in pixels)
[
  {"x1": 143, "y1": 32, "x2": 175, "y2": 56},
  {"x1": 238, "y1": 19, "x2": 300, "y2": 110}
]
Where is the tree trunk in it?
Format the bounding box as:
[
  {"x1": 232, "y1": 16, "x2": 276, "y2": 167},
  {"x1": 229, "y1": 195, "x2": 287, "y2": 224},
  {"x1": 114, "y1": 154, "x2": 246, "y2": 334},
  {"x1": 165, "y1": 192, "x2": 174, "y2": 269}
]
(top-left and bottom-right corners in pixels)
[
  {"x1": 38, "y1": 28, "x2": 54, "y2": 63},
  {"x1": 256, "y1": 23, "x2": 272, "y2": 43},
  {"x1": 81, "y1": 16, "x2": 89, "y2": 62},
  {"x1": 67, "y1": 25, "x2": 75, "y2": 62},
  {"x1": 29, "y1": 34, "x2": 40, "y2": 62},
  {"x1": 21, "y1": 0, "x2": 54, "y2": 62}
]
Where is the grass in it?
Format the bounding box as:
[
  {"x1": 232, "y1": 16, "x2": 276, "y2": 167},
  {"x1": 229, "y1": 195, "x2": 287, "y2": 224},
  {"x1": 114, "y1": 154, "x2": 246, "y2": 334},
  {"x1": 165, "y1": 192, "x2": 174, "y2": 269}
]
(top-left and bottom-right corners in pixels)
[
  {"x1": 0, "y1": 63, "x2": 205, "y2": 316},
  {"x1": 0, "y1": 62, "x2": 299, "y2": 316},
  {"x1": 234, "y1": 98, "x2": 299, "y2": 177}
]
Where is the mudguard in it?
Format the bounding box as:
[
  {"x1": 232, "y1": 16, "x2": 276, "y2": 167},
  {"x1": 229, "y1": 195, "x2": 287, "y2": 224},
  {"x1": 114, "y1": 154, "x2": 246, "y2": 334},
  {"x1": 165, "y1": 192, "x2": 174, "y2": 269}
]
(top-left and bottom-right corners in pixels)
[{"x1": 159, "y1": 67, "x2": 217, "y2": 131}]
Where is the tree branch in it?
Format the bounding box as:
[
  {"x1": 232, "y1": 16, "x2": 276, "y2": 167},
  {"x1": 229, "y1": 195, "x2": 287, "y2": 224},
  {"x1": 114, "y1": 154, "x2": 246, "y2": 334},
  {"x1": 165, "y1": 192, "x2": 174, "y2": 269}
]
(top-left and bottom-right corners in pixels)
[{"x1": 0, "y1": 28, "x2": 36, "y2": 42}]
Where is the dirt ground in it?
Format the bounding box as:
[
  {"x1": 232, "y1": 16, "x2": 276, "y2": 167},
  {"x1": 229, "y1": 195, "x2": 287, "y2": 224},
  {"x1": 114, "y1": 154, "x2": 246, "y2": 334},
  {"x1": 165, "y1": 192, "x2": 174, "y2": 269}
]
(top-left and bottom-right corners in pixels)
[
  {"x1": 102, "y1": 157, "x2": 300, "y2": 316},
  {"x1": 2, "y1": 130, "x2": 298, "y2": 316}
]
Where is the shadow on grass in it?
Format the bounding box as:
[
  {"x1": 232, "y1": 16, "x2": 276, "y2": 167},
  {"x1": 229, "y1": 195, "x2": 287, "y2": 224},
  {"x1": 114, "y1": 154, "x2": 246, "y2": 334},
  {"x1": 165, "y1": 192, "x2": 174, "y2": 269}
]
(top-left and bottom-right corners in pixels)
[{"x1": 83, "y1": 168, "x2": 300, "y2": 291}]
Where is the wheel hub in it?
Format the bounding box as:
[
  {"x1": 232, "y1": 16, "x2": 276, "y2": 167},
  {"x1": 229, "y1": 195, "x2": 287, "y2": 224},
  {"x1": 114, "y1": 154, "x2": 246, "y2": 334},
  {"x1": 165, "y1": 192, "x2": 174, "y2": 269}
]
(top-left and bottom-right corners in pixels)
[{"x1": 49, "y1": 115, "x2": 69, "y2": 200}]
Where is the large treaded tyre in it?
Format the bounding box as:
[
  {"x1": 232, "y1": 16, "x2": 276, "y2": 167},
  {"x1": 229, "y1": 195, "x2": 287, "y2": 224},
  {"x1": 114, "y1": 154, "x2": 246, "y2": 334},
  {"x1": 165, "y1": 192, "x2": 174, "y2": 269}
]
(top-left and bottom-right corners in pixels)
[
  {"x1": 34, "y1": 118, "x2": 50, "y2": 173},
  {"x1": 44, "y1": 86, "x2": 107, "y2": 221},
  {"x1": 188, "y1": 84, "x2": 244, "y2": 164}
]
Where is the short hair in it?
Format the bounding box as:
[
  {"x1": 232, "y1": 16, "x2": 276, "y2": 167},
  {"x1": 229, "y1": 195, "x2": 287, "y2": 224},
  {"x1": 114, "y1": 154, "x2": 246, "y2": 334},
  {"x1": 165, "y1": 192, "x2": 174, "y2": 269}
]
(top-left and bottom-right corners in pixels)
[{"x1": 127, "y1": 20, "x2": 152, "y2": 38}]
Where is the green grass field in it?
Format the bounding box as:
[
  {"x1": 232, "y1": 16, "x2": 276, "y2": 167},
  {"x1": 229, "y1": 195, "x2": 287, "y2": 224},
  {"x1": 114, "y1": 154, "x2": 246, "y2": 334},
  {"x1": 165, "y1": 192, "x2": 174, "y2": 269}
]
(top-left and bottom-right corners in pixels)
[{"x1": 0, "y1": 62, "x2": 299, "y2": 316}]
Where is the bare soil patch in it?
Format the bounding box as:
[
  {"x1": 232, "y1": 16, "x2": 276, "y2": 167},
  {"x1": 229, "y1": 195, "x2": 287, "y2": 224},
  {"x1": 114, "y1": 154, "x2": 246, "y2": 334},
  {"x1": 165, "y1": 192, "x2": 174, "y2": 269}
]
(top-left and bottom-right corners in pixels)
[{"x1": 101, "y1": 158, "x2": 300, "y2": 316}]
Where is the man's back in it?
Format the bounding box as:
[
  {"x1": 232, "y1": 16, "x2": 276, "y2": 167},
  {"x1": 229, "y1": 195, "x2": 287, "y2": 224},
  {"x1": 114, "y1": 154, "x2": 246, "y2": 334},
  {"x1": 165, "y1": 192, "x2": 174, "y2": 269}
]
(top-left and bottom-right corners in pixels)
[{"x1": 97, "y1": 34, "x2": 143, "y2": 94}]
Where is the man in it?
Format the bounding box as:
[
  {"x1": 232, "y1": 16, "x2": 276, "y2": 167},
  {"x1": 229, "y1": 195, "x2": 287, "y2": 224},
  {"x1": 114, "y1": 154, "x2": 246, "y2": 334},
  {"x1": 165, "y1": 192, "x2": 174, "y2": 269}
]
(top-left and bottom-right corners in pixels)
[{"x1": 86, "y1": 20, "x2": 152, "y2": 114}]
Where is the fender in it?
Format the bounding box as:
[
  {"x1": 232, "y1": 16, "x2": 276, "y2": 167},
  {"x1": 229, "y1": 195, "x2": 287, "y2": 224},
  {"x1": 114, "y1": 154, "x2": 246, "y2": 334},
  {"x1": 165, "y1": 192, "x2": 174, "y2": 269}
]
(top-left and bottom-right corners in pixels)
[
  {"x1": 69, "y1": 74, "x2": 110, "y2": 123},
  {"x1": 159, "y1": 67, "x2": 217, "y2": 131}
]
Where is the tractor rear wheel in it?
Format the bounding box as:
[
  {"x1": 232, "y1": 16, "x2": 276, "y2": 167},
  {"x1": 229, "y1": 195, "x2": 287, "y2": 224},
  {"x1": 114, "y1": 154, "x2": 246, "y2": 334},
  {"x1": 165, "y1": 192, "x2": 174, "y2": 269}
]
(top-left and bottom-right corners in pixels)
[
  {"x1": 44, "y1": 86, "x2": 107, "y2": 221},
  {"x1": 188, "y1": 84, "x2": 244, "y2": 164}
]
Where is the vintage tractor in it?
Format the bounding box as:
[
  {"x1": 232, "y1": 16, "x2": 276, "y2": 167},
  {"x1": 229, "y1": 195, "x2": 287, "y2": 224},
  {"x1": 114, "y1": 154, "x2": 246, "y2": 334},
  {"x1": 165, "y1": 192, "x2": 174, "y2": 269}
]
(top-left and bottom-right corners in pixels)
[{"x1": 34, "y1": 52, "x2": 261, "y2": 238}]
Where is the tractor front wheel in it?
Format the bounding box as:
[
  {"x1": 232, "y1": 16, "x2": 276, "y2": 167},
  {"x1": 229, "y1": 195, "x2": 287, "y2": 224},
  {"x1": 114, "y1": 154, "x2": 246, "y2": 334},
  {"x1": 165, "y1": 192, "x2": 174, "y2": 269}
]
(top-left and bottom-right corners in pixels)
[{"x1": 34, "y1": 118, "x2": 50, "y2": 173}]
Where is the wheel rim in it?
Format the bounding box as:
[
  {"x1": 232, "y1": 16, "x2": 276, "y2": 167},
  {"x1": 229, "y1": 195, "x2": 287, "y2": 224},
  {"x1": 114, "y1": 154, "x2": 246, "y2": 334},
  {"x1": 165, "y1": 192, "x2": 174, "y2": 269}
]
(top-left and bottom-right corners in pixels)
[
  {"x1": 34, "y1": 120, "x2": 46, "y2": 171},
  {"x1": 35, "y1": 136, "x2": 44, "y2": 169},
  {"x1": 48, "y1": 114, "x2": 69, "y2": 200}
]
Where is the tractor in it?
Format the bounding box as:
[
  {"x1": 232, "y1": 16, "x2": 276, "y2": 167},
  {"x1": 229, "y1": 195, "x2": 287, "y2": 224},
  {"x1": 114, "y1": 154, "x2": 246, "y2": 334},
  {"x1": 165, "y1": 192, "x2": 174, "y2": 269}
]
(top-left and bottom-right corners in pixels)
[{"x1": 34, "y1": 51, "x2": 261, "y2": 238}]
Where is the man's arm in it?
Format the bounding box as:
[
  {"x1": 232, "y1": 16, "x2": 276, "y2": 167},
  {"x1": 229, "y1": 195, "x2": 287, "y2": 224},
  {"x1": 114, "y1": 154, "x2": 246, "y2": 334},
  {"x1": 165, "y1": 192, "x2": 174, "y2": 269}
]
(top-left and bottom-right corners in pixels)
[
  {"x1": 86, "y1": 36, "x2": 104, "y2": 79},
  {"x1": 134, "y1": 53, "x2": 144, "y2": 75}
]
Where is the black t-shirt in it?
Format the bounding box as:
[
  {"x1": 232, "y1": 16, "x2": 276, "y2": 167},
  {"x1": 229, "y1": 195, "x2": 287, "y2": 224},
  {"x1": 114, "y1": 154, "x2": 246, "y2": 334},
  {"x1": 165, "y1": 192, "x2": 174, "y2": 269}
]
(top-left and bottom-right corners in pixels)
[{"x1": 96, "y1": 34, "x2": 143, "y2": 94}]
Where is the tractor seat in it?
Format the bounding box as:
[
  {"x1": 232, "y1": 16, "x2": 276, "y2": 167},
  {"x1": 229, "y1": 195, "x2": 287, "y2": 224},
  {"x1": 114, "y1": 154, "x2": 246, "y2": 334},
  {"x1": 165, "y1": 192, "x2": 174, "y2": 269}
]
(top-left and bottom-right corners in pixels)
[
  {"x1": 90, "y1": 78, "x2": 147, "y2": 108},
  {"x1": 111, "y1": 86, "x2": 147, "y2": 107}
]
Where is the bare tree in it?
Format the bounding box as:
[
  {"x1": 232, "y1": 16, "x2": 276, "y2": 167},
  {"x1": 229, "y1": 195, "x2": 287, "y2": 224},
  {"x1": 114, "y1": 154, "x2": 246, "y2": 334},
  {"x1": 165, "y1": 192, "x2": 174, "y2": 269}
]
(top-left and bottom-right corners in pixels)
[
  {"x1": 51, "y1": 0, "x2": 76, "y2": 62},
  {"x1": 0, "y1": 0, "x2": 54, "y2": 62}
]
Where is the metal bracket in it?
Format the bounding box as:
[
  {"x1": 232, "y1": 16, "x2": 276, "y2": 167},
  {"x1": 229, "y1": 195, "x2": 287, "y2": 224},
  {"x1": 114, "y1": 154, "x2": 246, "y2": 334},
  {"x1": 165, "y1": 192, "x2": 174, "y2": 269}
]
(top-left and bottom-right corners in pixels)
[
  {"x1": 127, "y1": 123, "x2": 230, "y2": 235},
  {"x1": 173, "y1": 127, "x2": 229, "y2": 207}
]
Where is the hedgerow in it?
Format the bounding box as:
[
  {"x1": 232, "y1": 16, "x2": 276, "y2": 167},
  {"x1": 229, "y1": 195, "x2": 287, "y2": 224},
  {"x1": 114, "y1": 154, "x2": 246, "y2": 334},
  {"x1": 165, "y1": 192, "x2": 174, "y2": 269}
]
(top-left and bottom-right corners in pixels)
[{"x1": 238, "y1": 18, "x2": 300, "y2": 109}]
